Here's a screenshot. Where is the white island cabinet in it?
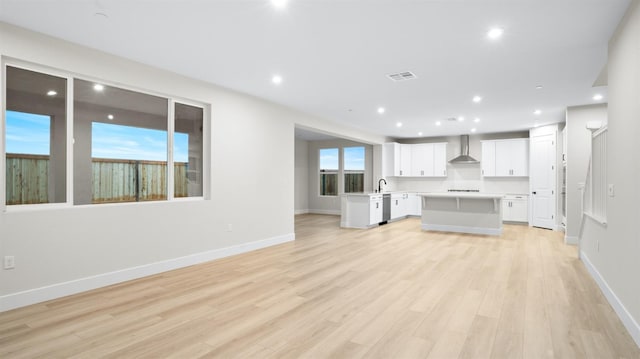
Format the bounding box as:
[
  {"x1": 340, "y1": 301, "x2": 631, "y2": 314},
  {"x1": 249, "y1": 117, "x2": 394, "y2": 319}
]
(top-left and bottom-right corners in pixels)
[
  {"x1": 341, "y1": 193, "x2": 383, "y2": 229},
  {"x1": 419, "y1": 192, "x2": 504, "y2": 235}
]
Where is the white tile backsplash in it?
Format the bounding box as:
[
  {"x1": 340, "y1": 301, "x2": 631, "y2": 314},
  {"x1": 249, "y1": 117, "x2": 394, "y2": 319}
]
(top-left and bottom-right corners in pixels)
[{"x1": 386, "y1": 164, "x2": 529, "y2": 195}]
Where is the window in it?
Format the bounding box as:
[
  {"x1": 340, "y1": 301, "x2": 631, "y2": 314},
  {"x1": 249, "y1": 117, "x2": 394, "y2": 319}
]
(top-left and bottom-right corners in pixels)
[
  {"x1": 3, "y1": 61, "x2": 209, "y2": 208},
  {"x1": 319, "y1": 148, "x2": 338, "y2": 196},
  {"x1": 5, "y1": 66, "x2": 67, "y2": 205},
  {"x1": 344, "y1": 146, "x2": 365, "y2": 193},
  {"x1": 73, "y1": 79, "x2": 169, "y2": 204},
  {"x1": 174, "y1": 103, "x2": 204, "y2": 198}
]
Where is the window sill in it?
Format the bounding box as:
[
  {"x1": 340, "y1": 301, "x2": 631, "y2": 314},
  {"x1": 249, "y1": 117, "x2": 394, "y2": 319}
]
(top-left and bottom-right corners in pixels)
[
  {"x1": 584, "y1": 212, "x2": 607, "y2": 227},
  {"x1": 3, "y1": 197, "x2": 206, "y2": 213}
]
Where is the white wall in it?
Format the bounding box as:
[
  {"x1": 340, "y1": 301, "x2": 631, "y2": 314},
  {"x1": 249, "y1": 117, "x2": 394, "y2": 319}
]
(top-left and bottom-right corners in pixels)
[
  {"x1": 0, "y1": 22, "x2": 385, "y2": 310},
  {"x1": 307, "y1": 139, "x2": 374, "y2": 215},
  {"x1": 294, "y1": 138, "x2": 309, "y2": 214},
  {"x1": 387, "y1": 132, "x2": 530, "y2": 195},
  {"x1": 580, "y1": 0, "x2": 640, "y2": 346},
  {"x1": 565, "y1": 104, "x2": 607, "y2": 242}
]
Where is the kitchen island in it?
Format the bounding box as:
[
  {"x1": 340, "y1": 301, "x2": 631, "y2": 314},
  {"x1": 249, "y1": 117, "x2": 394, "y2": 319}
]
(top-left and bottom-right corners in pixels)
[{"x1": 418, "y1": 192, "x2": 504, "y2": 235}]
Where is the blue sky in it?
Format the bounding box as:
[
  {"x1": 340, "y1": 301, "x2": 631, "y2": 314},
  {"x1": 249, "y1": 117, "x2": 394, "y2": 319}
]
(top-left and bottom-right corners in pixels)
[
  {"x1": 6, "y1": 110, "x2": 189, "y2": 162},
  {"x1": 6, "y1": 111, "x2": 51, "y2": 155},
  {"x1": 320, "y1": 146, "x2": 364, "y2": 171}
]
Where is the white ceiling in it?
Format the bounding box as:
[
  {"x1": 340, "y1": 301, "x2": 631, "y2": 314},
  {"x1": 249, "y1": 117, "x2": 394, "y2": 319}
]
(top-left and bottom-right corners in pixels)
[{"x1": 0, "y1": 0, "x2": 628, "y2": 139}]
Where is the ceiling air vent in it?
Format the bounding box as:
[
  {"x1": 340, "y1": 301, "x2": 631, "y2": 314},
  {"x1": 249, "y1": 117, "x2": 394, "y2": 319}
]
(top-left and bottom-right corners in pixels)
[{"x1": 387, "y1": 71, "x2": 417, "y2": 82}]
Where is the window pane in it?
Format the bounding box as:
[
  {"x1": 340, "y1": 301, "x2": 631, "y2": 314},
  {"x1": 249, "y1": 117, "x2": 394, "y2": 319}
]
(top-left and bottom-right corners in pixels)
[
  {"x1": 319, "y1": 148, "x2": 339, "y2": 170},
  {"x1": 320, "y1": 173, "x2": 337, "y2": 196},
  {"x1": 344, "y1": 146, "x2": 365, "y2": 171},
  {"x1": 73, "y1": 79, "x2": 168, "y2": 204},
  {"x1": 174, "y1": 103, "x2": 203, "y2": 197},
  {"x1": 344, "y1": 173, "x2": 364, "y2": 193},
  {"x1": 5, "y1": 66, "x2": 67, "y2": 205}
]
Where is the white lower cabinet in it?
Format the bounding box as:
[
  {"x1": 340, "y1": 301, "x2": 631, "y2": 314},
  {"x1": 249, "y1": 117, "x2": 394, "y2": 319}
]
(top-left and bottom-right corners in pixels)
[
  {"x1": 502, "y1": 195, "x2": 529, "y2": 222},
  {"x1": 391, "y1": 193, "x2": 406, "y2": 219},
  {"x1": 407, "y1": 193, "x2": 422, "y2": 216},
  {"x1": 369, "y1": 195, "x2": 383, "y2": 225}
]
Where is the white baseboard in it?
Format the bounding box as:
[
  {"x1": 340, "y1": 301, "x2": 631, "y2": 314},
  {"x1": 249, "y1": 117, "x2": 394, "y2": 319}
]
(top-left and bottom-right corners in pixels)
[
  {"x1": 581, "y1": 251, "x2": 640, "y2": 348},
  {"x1": 564, "y1": 235, "x2": 579, "y2": 245},
  {"x1": 0, "y1": 233, "x2": 295, "y2": 313},
  {"x1": 294, "y1": 209, "x2": 309, "y2": 215},
  {"x1": 308, "y1": 209, "x2": 341, "y2": 216},
  {"x1": 421, "y1": 224, "x2": 502, "y2": 236}
]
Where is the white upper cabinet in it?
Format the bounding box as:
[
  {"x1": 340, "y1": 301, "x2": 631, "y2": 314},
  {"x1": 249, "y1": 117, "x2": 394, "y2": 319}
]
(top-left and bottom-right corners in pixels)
[
  {"x1": 482, "y1": 138, "x2": 529, "y2": 177},
  {"x1": 383, "y1": 142, "x2": 448, "y2": 177},
  {"x1": 411, "y1": 144, "x2": 434, "y2": 176},
  {"x1": 433, "y1": 142, "x2": 448, "y2": 177},
  {"x1": 481, "y1": 141, "x2": 496, "y2": 176},
  {"x1": 383, "y1": 143, "x2": 412, "y2": 177},
  {"x1": 399, "y1": 144, "x2": 412, "y2": 176}
]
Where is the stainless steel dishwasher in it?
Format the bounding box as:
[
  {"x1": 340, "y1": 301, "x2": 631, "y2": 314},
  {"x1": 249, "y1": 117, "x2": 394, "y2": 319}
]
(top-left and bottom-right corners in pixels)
[{"x1": 381, "y1": 193, "x2": 391, "y2": 224}]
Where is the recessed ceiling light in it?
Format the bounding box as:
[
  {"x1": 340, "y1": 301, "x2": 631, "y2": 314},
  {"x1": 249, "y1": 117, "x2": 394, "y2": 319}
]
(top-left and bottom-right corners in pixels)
[
  {"x1": 436, "y1": 121, "x2": 442, "y2": 126},
  {"x1": 472, "y1": 96, "x2": 482, "y2": 103},
  {"x1": 46, "y1": 90, "x2": 57, "y2": 96},
  {"x1": 458, "y1": 116, "x2": 465, "y2": 122},
  {"x1": 396, "y1": 122, "x2": 402, "y2": 128},
  {"x1": 271, "y1": 0, "x2": 288, "y2": 8},
  {"x1": 377, "y1": 107, "x2": 386, "y2": 114},
  {"x1": 534, "y1": 109, "x2": 542, "y2": 115},
  {"x1": 487, "y1": 27, "x2": 504, "y2": 40},
  {"x1": 93, "y1": 84, "x2": 104, "y2": 92},
  {"x1": 593, "y1": 94, "x2": 604, "y2": 101},
  {"x1": 271, "y1": 75, "x2": 283, "y2": 85},
  {"x1": 471, "y1": 128, "x2": 477, "y2": 133},
  {"x1": 418, "y1": 132, "x2": 423, "y2": 136},
  {"x1": 536, "y1": 85, "x2": 543, "y2": 90},
  {"x1": 107, "y1": 114, "x2": 114, "y2": 120},
  {"x1": 474, "y1": 118, "x2": 480, "y2": 123}
]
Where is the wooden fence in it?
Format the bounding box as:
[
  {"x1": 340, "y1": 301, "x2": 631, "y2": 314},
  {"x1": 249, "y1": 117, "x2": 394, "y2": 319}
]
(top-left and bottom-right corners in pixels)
[
  {"x1": 6, "y1": 153, "x2": 188, "y2": 205},
  {"x1": 6, "y1": 154, "x2": 49, "y2": 205}
]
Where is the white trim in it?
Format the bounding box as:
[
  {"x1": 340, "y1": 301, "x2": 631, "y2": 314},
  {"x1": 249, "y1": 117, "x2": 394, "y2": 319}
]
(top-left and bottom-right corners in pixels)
[
  {"x1": 421, "y1": 224, "x2": 502, "y2": 236},
  {"x1": 581, "y1": 251, "x2": 640, "y2": 348},
  {"x1": 564, "y1": 235, "x2": 579, "y2": 245},
  {"x1": 308, "y1": 209, "x2": 341, "y2": 215},
  {"x1": 294, "y1": 209, "x2": 310, "y2": 215},
  {"x1": 0, "y1": 233, "x2": 295, "y2": 312},
  {"x1": 584, "y1": 211, "x2": 607, "y2": 226}
]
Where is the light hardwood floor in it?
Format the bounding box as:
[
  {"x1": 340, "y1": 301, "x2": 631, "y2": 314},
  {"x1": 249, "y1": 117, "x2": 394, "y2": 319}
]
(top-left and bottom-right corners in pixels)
[{"x1": 1, "y1": 214, "x2": 638, "y2": 358}]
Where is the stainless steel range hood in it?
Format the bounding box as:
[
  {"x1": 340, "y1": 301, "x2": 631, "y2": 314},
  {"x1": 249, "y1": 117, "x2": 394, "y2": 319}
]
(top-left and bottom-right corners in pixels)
[{"x1": 449, "y1": 135, "x2": 479, "y2": 164}]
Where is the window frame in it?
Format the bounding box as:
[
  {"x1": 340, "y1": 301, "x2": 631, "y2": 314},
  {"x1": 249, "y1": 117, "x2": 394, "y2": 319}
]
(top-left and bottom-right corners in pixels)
[{"x1": 2, "y1": 58, "x2": 210, "y2": 212}]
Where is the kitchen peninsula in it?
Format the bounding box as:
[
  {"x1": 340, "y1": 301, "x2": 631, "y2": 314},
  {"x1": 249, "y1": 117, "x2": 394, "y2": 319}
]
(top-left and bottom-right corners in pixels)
[{"x1": 419, "y1": 192, "x2": 504, "y2": 235}]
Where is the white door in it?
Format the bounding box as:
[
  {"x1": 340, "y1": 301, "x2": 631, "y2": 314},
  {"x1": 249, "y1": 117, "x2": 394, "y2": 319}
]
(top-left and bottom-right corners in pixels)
[{"x1": 530, "y1": 134, "x2": 556, "y2": 229}]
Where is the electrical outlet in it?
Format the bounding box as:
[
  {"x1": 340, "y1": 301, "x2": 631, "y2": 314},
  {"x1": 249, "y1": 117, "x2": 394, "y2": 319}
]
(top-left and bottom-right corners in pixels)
[
  {"x1": 608, "y1": 184, "x2": 615, "y2": 197},
  {"x1": 4, "y1": 256, "x2": 15, "y2": 270},
  {"x1": 227, "y1": 224, "x2": 233, "y2": 232}
]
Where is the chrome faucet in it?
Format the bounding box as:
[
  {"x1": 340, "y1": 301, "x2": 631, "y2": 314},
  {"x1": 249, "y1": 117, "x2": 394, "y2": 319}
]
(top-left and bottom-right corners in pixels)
[{"x1": 377, "y1": 178, "x2": 387, "y2": 193}]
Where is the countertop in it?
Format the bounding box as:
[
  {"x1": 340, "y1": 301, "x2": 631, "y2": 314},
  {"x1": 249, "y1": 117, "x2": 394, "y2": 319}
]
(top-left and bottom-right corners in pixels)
[
  {"x1": 417, "y1": 192, "x2": 505, "y2": 199},
  {"x1": 342, "y1": 191, "x2": 407, "y2": 197}
]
